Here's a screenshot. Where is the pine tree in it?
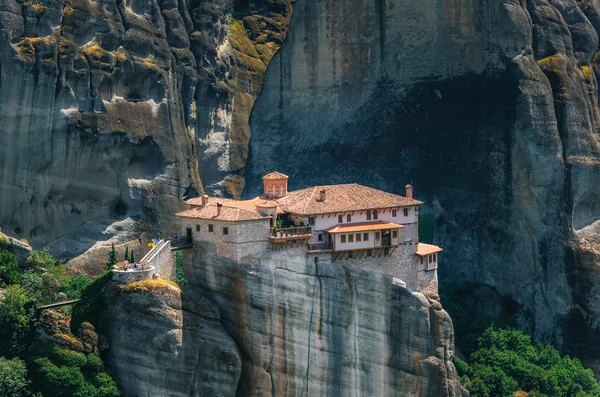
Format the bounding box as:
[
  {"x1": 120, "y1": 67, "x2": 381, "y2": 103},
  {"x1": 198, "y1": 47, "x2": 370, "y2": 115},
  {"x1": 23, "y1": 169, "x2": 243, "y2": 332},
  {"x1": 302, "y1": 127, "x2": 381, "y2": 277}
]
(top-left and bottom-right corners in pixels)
[
  {"x1": 124, "y1": 246, "x2": 129, "y2": 262},
  {"x1": 106, "y1": 243, "x2": 118, "y2": 270},
  {"x1": 130, "y1": 251, "x2": 135, "y2": 263}
]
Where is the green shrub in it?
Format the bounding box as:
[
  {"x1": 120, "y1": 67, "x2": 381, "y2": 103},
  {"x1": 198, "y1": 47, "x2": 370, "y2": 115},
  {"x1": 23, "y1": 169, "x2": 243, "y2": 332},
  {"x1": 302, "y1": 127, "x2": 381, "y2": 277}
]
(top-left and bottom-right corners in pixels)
[
  {"x1": 85, "y1": 354, "x2": 103, "y2": 371},
  {"x1": 0, "y1": 235, "x2": 9, "y2": 250},
  {"x1": 0, "y1": 250, "x2": 20, "y2": 286},
  {"x1": 0, "y1": 285, "x2": 36, "y2": 357},
  {"x1": 26, "y1": 248, "x2": 57, "y2": 270},
  {"x1": 28, "y1": 345, "x2": 119, "y2": 397},
  {"x1": 71, "y1": 271, "x2": 112, "y2": 333},
  {"x1": 0, "y1": 356, "x2": 30, "y2": 397},
  {"x1": 460, "y1": 327, "x2": 600, "y2": 397},
  {"x1": 175, "y1": 250, "x2": 188, "y2": 290},
  {"x1": 20, "y1": 270, "x2": 59, "y2": 305}
]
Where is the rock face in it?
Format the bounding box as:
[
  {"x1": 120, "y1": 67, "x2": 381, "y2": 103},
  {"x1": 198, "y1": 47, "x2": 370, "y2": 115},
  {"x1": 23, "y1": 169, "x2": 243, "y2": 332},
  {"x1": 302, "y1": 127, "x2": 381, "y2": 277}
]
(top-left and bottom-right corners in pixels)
[
  {"x1": 247, "y1": 0, "x2": 600, "y2": 367},
  {"x1": 107, "y1": 279, "x2": 242, "y2": 397},
  {"x1": 0, "y1": 0, "x2": 293, "y2": 258},
  {"x1": 168, "y1": 242, "x2": 464, "y2": 396}
]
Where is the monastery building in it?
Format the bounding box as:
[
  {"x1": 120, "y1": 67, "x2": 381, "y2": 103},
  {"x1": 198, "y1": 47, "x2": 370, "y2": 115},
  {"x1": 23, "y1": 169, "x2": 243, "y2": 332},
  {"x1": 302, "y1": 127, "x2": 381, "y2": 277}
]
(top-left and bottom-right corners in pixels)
[{"x1": 173, "y1": 172, "x2": 442, "y2": 290}]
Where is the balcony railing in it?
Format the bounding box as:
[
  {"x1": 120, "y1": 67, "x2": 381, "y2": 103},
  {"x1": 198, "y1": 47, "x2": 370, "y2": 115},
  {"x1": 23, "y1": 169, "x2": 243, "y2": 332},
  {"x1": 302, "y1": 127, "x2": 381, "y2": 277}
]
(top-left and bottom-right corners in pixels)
[
  {"x1": 171, "y1": 237, "x2": 193, "y2": 249},
  {"x1": 270, "y1": 226, "x2": 312, "y2": 240}
]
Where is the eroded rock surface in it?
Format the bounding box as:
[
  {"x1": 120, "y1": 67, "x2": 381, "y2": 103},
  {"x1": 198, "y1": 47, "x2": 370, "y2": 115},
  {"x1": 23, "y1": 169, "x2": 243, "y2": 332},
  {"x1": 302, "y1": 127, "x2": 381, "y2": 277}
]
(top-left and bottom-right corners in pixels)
[
  {"x1": 174, "y1": 242, "x2": 465, "y2": 397},
  {"x1": 247, "y1": 0, "x2": 600, "y2": 368},
  {"x1": 107, "y1": 279, "x2": 242, "y2": 397},
  {"x1": 0, "y1": 0, "x2": 293, "y2": 259}
]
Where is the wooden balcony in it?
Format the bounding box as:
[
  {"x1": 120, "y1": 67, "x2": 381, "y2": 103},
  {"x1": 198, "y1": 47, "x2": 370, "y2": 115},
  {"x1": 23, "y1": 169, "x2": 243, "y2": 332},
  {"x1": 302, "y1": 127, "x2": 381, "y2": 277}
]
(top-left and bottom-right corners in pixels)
[{"x1": 270, "y1": 226, "x2": 312, "y2": 242}]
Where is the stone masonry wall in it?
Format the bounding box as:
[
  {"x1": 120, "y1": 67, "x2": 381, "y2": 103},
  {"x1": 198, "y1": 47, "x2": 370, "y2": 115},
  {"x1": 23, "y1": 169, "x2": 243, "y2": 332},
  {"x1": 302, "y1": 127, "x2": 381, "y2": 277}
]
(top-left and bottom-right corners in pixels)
[{"x1": 180, "y1": 218, "x2": 270, "y2": 263}]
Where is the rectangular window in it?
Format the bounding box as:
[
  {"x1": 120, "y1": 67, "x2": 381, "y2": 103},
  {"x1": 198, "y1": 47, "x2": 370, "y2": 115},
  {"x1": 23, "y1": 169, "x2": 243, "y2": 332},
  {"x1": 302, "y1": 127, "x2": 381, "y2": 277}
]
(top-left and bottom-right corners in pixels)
[
  {"x1": 420, "y1": 257, "x2": 424, "y2": 264},
  {"x1": 356, "y1": 233, "x2": 361, "y2": 242},
  {"x1": 392, "y1": 209, "x2": 397, "y2": 217},
  {"x1": 318, "y1": 234, "x2": 323, "y2": 241},
  {"x1": 434, "y1": 253, "x2": 437, "y2": 262},
  {"x1": 309, "y1": 217, "x2": 315, "y2": 225},
  {"x1": 196, "y1": 225, "x2": 200, "y2": 232},
  {"x1": 348, "y1": 234, "x2": 354, "y2": 243},
  {"x1": 375, "y1": 231, "x2": 380, "y2": 240},
  {"x1": 428, "y1": 254, "x2": 433, "y2": 264},
  {"x1": 347, "y1": 214, "x2": 352, "y2": 222},
  {"x1": 338, "y1": 215, "x2": 343, "y2": 223},
  {"x1": 341, "y1": 235, "x2": 346, "y2": 243},
  {"x1": 392, "y1": 230, "x2": 398, "y2": 238},
  {"x1": 223, "y1": 227, "x2": 229, "y2": 235},
  {"x1": 404, "y1": 208, "x2": 409, "y2": 217},
  {"x1": 373, "y1": 210, "x2": 378, "y2": 220},
  {"x1": 208, "y1": 224, "x2": 214, "y2": 232},
  {"x1": 363, "y1": 233, "x2": 369, "y2": 241},
  {"x1": 366, "y1": 210, "x2": 371, "y2": 220}
]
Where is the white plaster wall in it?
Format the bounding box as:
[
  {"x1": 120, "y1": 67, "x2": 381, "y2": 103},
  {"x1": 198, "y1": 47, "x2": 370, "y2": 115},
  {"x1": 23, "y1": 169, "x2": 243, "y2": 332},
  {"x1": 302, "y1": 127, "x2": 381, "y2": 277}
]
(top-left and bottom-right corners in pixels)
[
  {"x1": 334, "y1": 231, "x2": 375, "y2": 251},
  {"x1": 312, "y1": 206, "x2": 419, "y2": 232}
]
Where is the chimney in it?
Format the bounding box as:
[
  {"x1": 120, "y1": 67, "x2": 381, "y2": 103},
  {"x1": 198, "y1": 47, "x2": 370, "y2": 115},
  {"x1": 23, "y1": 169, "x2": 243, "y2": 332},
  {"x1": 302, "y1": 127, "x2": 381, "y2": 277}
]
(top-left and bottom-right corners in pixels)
[
  {"x1": 217, "y1": 202, "x2": 222, "y2": 216},
  {"x1": 319, "y1": 189, "x2": 326, "y2": 201},
  {"x1": 405, "y1": 184, "x2": 413, "y2": 199},
  {"x1": 202, "y1": 194, "x2": 209, "y2": 207}
]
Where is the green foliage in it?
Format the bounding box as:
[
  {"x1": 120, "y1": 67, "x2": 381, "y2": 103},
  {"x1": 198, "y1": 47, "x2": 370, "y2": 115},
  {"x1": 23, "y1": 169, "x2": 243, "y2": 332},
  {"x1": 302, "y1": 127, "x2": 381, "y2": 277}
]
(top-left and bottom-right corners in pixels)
[
  {"x1": 130, "y1": 251, "x2": 134, "y2": 263},
  {"x1": 175, "y1": 250, "x2": 188, "y2": 290},
  {"x1": 0, "y1": 234, "x2": 9, "y2": 250},
  {"x1": 71, "y1": 271, "x2": 112, "y2": 333},
  {"x1": 123, "y1": 246, "x2": 128, "y2": 262},
  {"x1": 22, "y1": 250, "x2": 90, "y2": 303},
  {"x1": 459, "y1": 327, "x2": 600, "y2": 397},
  {"x1": 0, "y1": 356, "x2": 30, "y2": 397},
  {"x1": 28, "y1": 344, "x2": 119, "y2": 397},
  {"x1": 20, "y1": 270, "x2": 56, "y2": 305},
  {"x1": 0, "y1": 250, "x2": 20, "y2": 286},
  {"x1": 62, "y1": 276, "x2": 91, "y2": 300},
  {"x1": 0, "y1": 285, "x2": 36, "y2": 357},
  {"x1": 106, "y1": 244, "x2": 117, "y2": 271},
  {"x1": 26, "y1": 248, "x2": 57, "y2": 270}
]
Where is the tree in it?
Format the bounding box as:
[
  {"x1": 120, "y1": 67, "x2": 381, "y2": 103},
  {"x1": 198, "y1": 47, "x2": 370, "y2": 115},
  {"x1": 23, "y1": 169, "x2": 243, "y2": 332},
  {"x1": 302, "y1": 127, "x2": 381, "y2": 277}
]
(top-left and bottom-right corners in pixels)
[
  {"x1": 0, "y1": 356, "x2": 30, "y2": 397},
  {"x1": 459, "y1": 327, "x2": 600, "y2": 397},
  {"x1": 106, "y1": 244, "x2": 118, "y2": 271},
  {"x1": 0, "y1": 250, "x2": 20, "y2": 286},
  {"x1": 123, "y1": 246, "x2": 129, "y2": 262},
  {"x1": 175, "y1": 251, "x2": 188, "y2": 290},
  {"x1": 26, "y1": 248, "x2": 57, "y2": 270},
  {"x1": 130, "y1": 251, "x2": 135, "y2": 263},
  {"x1": 0, "y1": 285, "x2": 35, "y2": 357},
  {"x1": 20, "y1": 270, "x2": 58, "y2": 305}
]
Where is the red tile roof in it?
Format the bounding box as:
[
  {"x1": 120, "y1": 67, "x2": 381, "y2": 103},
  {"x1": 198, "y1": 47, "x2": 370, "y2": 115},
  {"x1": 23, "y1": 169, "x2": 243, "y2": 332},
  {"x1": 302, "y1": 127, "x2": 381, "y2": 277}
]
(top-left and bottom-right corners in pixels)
[
  {"x1": 262, "y1": 171, "x2": 289, "y2": 180},
  {"x1": 175, "y1": 204, "x2": 269, "y2": 222},
  {"x1": 415, "y1": 243, "x2": 443, "y2": 256},
  {"x1": 325, "y1": 221, "x2": 404, "y2": 233},
  {"x1": 275, "y1": 184, "x2": 422, "y2": 215}
]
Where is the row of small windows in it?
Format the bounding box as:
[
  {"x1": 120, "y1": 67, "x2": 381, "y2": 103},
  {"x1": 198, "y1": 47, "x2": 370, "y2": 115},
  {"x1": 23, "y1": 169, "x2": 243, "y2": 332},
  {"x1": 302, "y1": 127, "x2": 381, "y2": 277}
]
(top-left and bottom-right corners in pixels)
[
  {"x1": 339, "y1": 230, "x2": 398, "y2": 243},
  {"x1": 195, "y1": 224, "x2": 228, "y2": 235},
  {"x1": 337, "y1": 208, "x2": 410, "y2": 223},
  {"x1": 420, "y1": 253, "x2": 438, "y2": 264}
]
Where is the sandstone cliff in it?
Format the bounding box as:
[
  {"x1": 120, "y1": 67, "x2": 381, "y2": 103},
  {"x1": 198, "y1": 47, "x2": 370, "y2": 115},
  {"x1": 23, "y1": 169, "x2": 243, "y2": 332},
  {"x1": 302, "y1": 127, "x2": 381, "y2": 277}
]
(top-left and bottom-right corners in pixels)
[
  {"x1": 107, "y1": 279, "x2": 242, "y2": 396},
  {"x1": 107, "y1": 242, "x2": 464, "y2": 396},
  {"x1": 246, "y1": 0, "x2": 600, "y2": 368},
  {"x1": 0, "y1": 0, "x2": 293, "y2": 258}
]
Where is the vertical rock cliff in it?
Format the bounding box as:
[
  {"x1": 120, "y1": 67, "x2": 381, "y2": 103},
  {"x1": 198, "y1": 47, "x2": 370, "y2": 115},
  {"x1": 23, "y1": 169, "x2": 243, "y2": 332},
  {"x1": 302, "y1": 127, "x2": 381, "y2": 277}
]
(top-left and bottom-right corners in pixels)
[
  {"x1": 108, "y1": 244, "x2": 465, "y2": 396},
  {"x1": 0, "y1": 0, "x2": 293, "y2": 257},
  {"x1": 246, "y1": 0, "x2": 600, "y2": 368}
]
